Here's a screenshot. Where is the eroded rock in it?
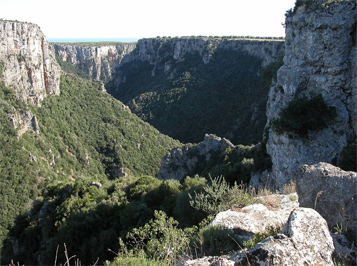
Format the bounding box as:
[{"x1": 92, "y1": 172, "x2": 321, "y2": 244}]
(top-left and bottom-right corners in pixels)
[
  {"x1": 181, "y1": 208, "x2": 335, "y2": 266},
  {"x1": 210, "y1": 193, "x2": 299, "y2": 241},
  {"x1": 296, "y1": 162, "x2": 357, "y2": 238},
  {"x1": 0, "y1": 20, "x2": 61, "y2": 106},
  {"x1": 264, "y1": 0, "x2": 357, "y2": 190},
  {"x1": 157, "y1": 134, "x2": 234, "y2": 181}
]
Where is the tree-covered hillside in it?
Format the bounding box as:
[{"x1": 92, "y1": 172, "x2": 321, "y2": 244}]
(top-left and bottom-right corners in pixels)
[
  {"x1": 0, "y1": 74, "x2": 180, "y2": 264},
  {"x1": 107, "y1": 45, "x2": 284, "y2": 145}
]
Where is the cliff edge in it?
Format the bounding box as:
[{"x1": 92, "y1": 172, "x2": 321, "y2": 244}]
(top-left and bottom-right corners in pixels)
[
  {"x1": 0, "y1": 20, "x2": 60, "y2": 106},
  {"x1": 264, "y1": 0, "x2": 356, "y2": 190}
]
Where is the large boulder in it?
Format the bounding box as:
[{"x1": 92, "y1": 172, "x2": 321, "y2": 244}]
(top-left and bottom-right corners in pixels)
[
  {"x1": 210, "y1": 193, "x2": 299, "y2": 241},
  {"x1": 181, "y1": 208, "x2": 335, "y2": 266},
  {"x1": 232, "y1": 208, "x2": 335, "y2": 265},
  {"x1": 296, "y1": 162, "x2": 357, "y2": 238}
]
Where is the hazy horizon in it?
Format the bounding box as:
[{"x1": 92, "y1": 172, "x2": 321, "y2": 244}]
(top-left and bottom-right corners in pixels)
[{"x1": 2, "y1": 0, "x2": 296, "y2": 39}]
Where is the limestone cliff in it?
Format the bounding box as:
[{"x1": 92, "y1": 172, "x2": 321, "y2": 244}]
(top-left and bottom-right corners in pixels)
[
  {"x1": 263, "y1": 0, "x2": 357, "y2": 190},
  {"x1": 0, "y1": 20, "x2": 61, "y2": 106},
  {"x1": 109, "y1": 36, "x2": 284, "y2": 88},
  {"x1": 106, "y1": 37, "x2": 284, "y2": 144},
  {"x1": 51, "y1": 43, "x2": 136, "y2": 81},
  {"x1": 156, "y1": 134, "x2": 235, "y2": 181}
]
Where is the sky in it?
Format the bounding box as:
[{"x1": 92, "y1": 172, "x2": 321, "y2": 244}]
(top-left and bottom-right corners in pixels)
[{"x1": 1, "y1": 0, "x2": 296, "y2": 41}]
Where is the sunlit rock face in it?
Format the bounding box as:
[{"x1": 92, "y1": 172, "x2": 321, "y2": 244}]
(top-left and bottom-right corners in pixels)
[
  {"x1": 265, "y1": 1, "x2": 357, "y2": 190},
  {"x1": 0, "y1": 20, "x2": 61, "y2": 106},
  {"x1": 51, "y1": 43, "x2": 136, "y2": 81}
]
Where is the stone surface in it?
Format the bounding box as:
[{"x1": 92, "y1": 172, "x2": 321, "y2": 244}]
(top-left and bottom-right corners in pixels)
[
  {"x1": 0, "y1": 20, "x2": 61, "y2": 106},
  {"x1": 231, "y1": 208, "x2": 335, "y2": 265},
  {"x1": 210, "y1": 193, "x2": 299, "y2": 241},
  {"x1": 8, "y1": 109, "x2": 39, "y2": 136},
  {"x1": 156, "y1": 134, "x2": 234, "y2": 181},
  {"x1": 264, "y1": 1, "x2": 357, "y2": 190},
  {"x1": 52, "y1": 43, "x2": 136, "y2": 81},
  {"x1": 182, "y1": 208, "x2": 335, "y2": 266},
  {"x1": 108, "y1": 37, "x2": 284, "y2": 95},
  {"x1": 331, "y1": 233, "x2": 357, "y2": 265},
  {"x1": 296, "y1": 162, "x2": 357, "y2": 237},
  {"x1": 178, "y1": 256, "x2": 235, "y2": 266}
]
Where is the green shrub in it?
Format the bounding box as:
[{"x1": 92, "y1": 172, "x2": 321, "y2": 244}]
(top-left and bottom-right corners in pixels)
[
  {"x1": 121, "y1": 210, "x2": 193, "y2": 265},
  {"x1": 189, "y1": 176, "x2": 258, "y2": 216},
  {"x1": 106, "y1": 256, "x2": 170, "y2": 266},
  {"x1": 271, "y1": 94, "x2": 337, "y2": 137},
  {"x1": 173, "y1": 176, "x2": 207, "y2": 227},
  {"x1": 243, "y1": 225, "x2": 283, "y2": 249},
  {"x1": 190, "y1": 225, "x2": 241, "y2": 257}
]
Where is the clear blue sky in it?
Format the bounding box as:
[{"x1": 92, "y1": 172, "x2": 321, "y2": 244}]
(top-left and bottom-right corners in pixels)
[{"x1": 1, "y1": 0, "x2": 296, "y2": 39}]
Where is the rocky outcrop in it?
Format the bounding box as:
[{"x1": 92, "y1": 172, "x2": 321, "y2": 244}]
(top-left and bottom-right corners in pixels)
[
  {"x1": 232, "y1": 208, "x2": 335, "y2": 266},
  {"x1": 296, "y1": 162, "x2": 357, "y2": 237},
  {"x1": 8, "y1": 109, "x2": 39, "y2": 136},
  {"x1": 0, "y1": 20, "x2": 61, "y2": 106},
  {"x1": 210, "y1": 193, "x2": 299, "y2": 241},
  {"x1": 52, "y1": 43, "x2": 135, "y2": 81},
  {"x1": 332, "y1": 233, "x2": 357, "y2": 265},
  {"x1": 109, "y1": 36, "x2": 284, "y2": 89},
  {"x1": 264, "y1": 1, "x2": 357, "y2": 190},
  {"x1": 181, "y1": 208, "x2": 335, "y2": 266},
  {"x1": 156, "y1": 134, "x2": 234, "y2": 181}
]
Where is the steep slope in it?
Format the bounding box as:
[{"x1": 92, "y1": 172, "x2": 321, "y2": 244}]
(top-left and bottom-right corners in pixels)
[
  {"x1": 53, "y1": 37, "x2": 284, "y2": 145},
  {"x1": 262, "y1": 0, "x2": 356, "y2": 189},
  {"x1": 0, "y1": 21, "x2": 180, "y2": 263},
  {"x1": 0, "y1": 20, "x2": 60, "y2": 106},
  {"x1": 51, "y1": 42, "x2": 136, "y2": 81},
  {"x1": 106, "y1": 37, "x2": 284, "y2": 145}
]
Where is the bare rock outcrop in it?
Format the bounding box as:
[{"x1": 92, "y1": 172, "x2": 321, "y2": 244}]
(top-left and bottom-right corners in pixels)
[
  {"x1": 52, "y1": 43, "x2": 136, "y2": 81},
  {"x1": 332, "y1": 233, "x2": 357, "y2": 265},
  {"x1": 296, "y1": 162, "x2": 357, "y2": 237},
  {"x1": 232, "y1": 208, "x2": 335, "y2": 266},
  {"x1": 181, "y1": 208, "x2": 335, "y2": 266},
  {"x1": 8, "y1": 109, "x2": 39, "y2": 136},
  {"x1": 210, "y1": 193, "x2": 299, "y2": 241},
  {"x1": 0, "y1": 20, "x2": 61, "y2": 106},
  {"x1": 156, "y1": 134, "x2": 234, "y2": 181},
  {"x1": 264, "y1": 0, "x2": 357, "y2": 190}
]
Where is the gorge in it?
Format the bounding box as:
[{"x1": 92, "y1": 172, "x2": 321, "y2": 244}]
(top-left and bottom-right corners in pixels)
[{"x1": 0, "y1": 0, "x2": 356, "y2": 265}]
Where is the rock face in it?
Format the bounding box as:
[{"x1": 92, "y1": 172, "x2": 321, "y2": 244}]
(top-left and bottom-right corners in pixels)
[
  {"x1": 105, "y1": 37, "x2": 285, "y2": 144},
  {"x1": 233, "y1": 208, "x2": 335, "y2": 266},
  {"x1": 108, "y1": 36, "x2": 284, "y2": 96},
  {"x1": 8, "y1": 109, "x2": 40, "y2": 136},
  {"x1": 210, "y1": 193, "x2": 299, "y2": 241},
  {"x1": 156, "y1": 134, "x2": 234, "y2": 181},
  {"x1": 296, "y1": 162, "x2": 357, "y2": 237},
  {"x1": 51, "y1": 43, "x2": 135, "y2": 81},
  {"x1": 181, "y1": 208, "x2": 335, "y2": 266},
  {"x1": 0, "y1": 21, "x2": 61, "y2": 106},
  {"x1": 264, "y1": 1, "x2": 357, "y2": 190}
]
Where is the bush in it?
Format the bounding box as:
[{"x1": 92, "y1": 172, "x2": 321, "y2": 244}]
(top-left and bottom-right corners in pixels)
[
  {"x1": 243, "y1": 225, "x2": 283, "y2": 249},
  {"x1": 190, "y1": 225, "x2": 241, "y2": 257},
  {"x1": 189, "y1": 176, "x2": 258, "y2": 216},
  {"x1": 106, "y1": 256, "x2": 170, "y2": 266},
  {"x1": 121, "y1": 210, "x2": 192, "y2": 265},
  {"x1": 271, "y1": 94, "x2": 337, "y2": 137}
]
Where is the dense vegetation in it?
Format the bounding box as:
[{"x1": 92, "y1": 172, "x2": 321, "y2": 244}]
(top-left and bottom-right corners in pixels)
[
  {"x1": 107, "y1": 47, "x2": 284, "y2": 145},
  {"x1": 270, "y1": 94, "x2": 337, "y2": 137},
  {"x1": 0, "y1": 67, "x2": 274, "y2": 265},
  {"x1": 0, "y1": 73, "x2": 180, "y2": 264},
  {"x1": 3, "y1": 174, "x2": 259, "y2": 265}
]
